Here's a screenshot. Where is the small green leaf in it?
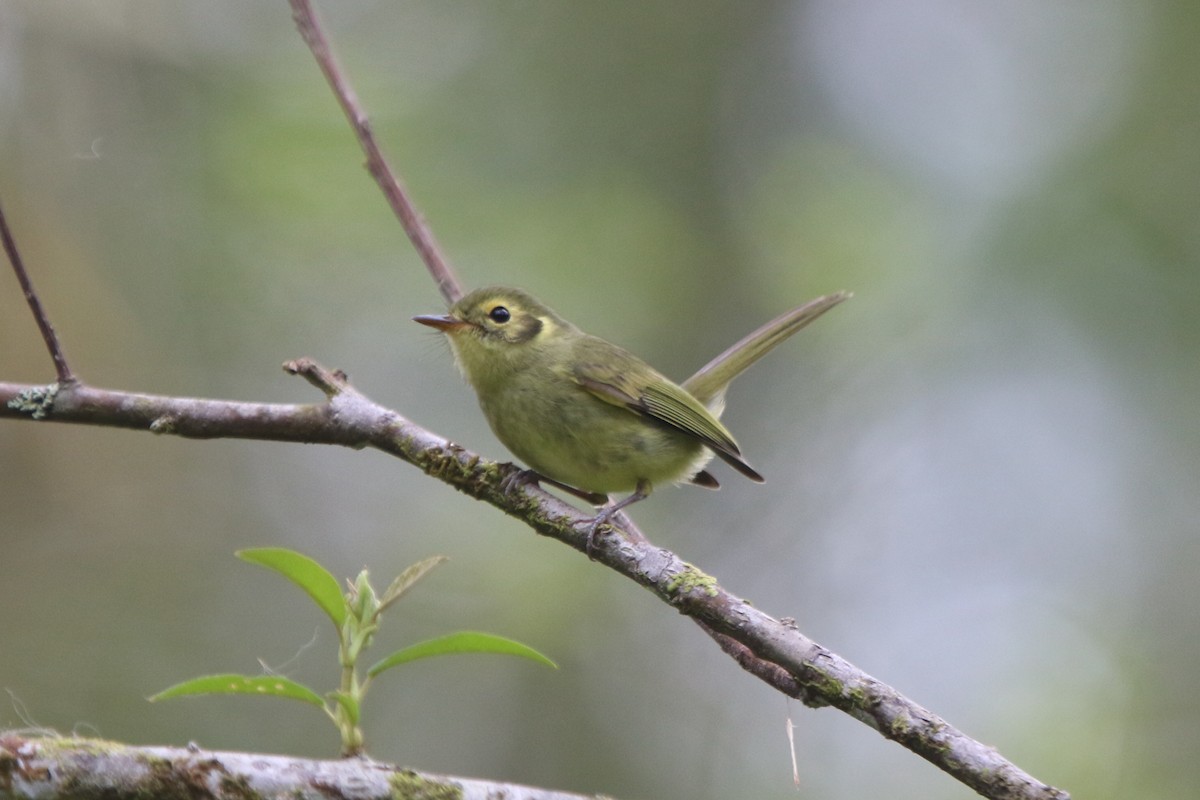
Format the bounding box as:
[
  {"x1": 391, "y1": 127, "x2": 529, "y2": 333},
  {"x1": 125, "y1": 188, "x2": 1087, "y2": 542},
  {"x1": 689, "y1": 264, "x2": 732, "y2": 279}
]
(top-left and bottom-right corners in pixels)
[
  {"x1": 368, "y1": 631, "x2": 557, "y2": 678},
  {"x1": 378, "y1": 555, "x2": 449, "y2": 615},
  {"x1": 237, "y1": 548, "x2": 347, "y2": 629},
  {"x1": 149, "y1": 674, "x2": 326, "y2": 707}
]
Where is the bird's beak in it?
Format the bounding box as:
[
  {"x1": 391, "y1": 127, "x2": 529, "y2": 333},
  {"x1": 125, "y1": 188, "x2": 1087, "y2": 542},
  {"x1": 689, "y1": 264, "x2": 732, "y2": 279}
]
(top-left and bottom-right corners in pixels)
[{"x1": 413, "y1": 314, "x2": 471, "y2": 333}]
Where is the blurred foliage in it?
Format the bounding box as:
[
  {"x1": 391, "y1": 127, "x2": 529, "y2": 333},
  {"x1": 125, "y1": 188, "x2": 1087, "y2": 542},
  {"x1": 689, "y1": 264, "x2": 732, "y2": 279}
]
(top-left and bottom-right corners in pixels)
[{"x1": 2, "y1": 2, "x2": 1199, "y2": 798}]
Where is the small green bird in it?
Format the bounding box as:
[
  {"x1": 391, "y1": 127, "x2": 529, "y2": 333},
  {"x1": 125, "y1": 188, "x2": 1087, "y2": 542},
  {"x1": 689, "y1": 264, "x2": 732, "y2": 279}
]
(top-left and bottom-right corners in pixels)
[{"x1": 415, "y1": 286, "x2": 846, "y2": 541}]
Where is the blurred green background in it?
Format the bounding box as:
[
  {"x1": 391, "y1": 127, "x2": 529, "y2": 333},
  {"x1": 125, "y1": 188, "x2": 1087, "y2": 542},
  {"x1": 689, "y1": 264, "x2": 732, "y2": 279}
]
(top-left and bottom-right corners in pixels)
[{"x1": 2, "y1": 2, "x2": 1197, "y2": 798}]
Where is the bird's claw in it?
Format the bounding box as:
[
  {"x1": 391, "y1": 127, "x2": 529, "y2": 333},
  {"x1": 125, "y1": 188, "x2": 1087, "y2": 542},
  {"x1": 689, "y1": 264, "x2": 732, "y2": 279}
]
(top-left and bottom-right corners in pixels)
[
  {"x1": 499, "y1": 467, "x2": 537, "y2": 497},
  {"x1": 583, "y1": 511, "x2": 615, "y2": 560}
]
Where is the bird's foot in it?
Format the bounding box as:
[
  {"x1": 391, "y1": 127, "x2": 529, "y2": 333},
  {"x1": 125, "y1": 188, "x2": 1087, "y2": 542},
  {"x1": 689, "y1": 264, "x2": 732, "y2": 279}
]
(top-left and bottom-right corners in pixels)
[
  {"x1": 582, "y1": 506, "x2": 621, "y2": 560},
  {"x1": 499, "y1": 467, "x2": 539, "y2": 497},
  {"x1": 579, "y1": 480, "x2": 651, "y2": 560}
]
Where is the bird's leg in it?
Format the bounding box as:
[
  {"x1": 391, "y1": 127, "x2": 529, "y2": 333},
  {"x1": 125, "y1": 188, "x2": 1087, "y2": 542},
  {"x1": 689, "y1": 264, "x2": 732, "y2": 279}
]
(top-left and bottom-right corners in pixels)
[
  {"x1": 500, "y1": 467, "x2": 609, "y2": 506},
  {"x1": 583, "y1": 479, "x2": 652, "y2": 558},
  {"x1": 538, "y1": 475, "x2": 609, "y2": 506}
]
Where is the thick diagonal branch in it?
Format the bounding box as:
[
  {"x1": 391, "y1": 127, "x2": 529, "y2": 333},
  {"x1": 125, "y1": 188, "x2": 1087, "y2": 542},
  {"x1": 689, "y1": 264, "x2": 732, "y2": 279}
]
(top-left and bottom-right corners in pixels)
[{"x1": 0, "y1": 367, "x2": 1068, "y2": 800}]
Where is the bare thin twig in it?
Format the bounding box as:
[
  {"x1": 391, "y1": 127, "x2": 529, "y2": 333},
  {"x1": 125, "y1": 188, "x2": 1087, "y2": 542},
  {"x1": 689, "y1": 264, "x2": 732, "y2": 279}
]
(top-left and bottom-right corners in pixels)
[
  {"x1": 0, "y1": 200, "x2": 74, "y2": 384},
  {"x1": 288, "y1": 0, "x2": 463, "y2": 306},
  {"x1": 695, "y1": 619, "x2": 812, "y2": 702}
]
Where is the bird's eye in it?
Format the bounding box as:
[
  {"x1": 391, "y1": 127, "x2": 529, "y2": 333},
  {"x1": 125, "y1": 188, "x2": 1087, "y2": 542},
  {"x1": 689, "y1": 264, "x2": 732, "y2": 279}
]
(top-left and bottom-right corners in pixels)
[{"x1": 488, "y1": 306, "x2": 511, "y2": 323}]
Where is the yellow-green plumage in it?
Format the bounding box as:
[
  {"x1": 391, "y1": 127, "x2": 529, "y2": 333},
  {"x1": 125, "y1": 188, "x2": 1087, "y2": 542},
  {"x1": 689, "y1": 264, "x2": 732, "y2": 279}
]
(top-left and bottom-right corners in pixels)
[{"x1": 414, "y1": 285, "x2": 847, "y2": 523}]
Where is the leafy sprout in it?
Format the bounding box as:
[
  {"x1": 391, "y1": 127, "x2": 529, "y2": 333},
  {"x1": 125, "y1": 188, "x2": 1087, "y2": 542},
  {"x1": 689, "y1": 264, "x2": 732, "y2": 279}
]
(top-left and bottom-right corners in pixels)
[{"x1": 151, "y1": 548, "x2": 556, "y2": 756}]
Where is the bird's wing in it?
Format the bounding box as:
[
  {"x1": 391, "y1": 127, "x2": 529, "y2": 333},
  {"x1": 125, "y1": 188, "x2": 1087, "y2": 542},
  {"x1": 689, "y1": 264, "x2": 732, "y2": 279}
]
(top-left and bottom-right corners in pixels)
[{"x1": 572, "y1": 360, "x2": 764, "y2": 483}]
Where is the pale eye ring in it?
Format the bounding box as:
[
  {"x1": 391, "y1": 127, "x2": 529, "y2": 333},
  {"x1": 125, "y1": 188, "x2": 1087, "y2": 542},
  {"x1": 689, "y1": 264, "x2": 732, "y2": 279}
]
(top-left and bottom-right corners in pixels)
[{"x1": 488, "y1": 306, "x2": 511, "y2": 323}]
